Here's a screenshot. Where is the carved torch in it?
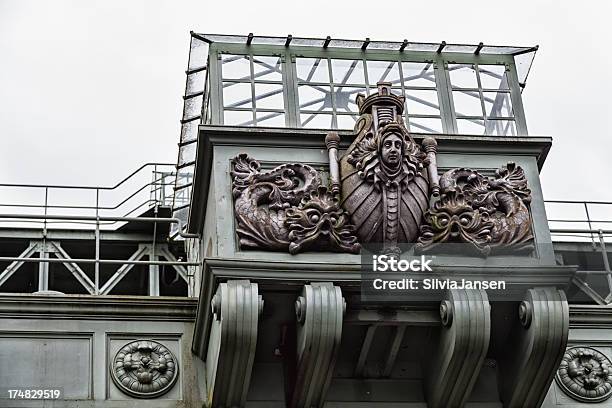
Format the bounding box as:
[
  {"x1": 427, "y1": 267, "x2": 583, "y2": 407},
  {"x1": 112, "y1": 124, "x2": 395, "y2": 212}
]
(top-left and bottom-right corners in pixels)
[
  {"x1": 422, "y1": 136, "x2": 440, "y2": 197},
  {"x1": 325, "y1": 132, "x2": 341, "y2": 195}
]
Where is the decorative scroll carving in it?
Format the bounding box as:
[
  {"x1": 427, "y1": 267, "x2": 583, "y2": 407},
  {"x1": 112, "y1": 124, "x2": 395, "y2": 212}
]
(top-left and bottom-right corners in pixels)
[
  {"x1": 499, "y1": 287, "x2": 569, "y2": 408},
  {"x1": 286, "y1": 186, "x2": 361, "y2": 254},
  {"x1": 556, "y1": 346, "x2": 612, "y2": 402},
  {"x1": 425, "y1": 289, "x2": 491, "y2": 408},
  {"x1": 205, "y1": 280, "x2": 263, "y2": 408},
  {"x1": 290, "y1": 282, "x2": 345, "y2": 408},
  {"x1": 417, "y1": 162, "x2": 534, "y2": 255},
  {"x1": 111, "y1": 340, "x2": 178, "y2": 398},
  {"x1": 231, "y1": 154, "x2": 360, "y2": 254},
  {"x1": 335, "y1": 82, "x2": 435, "y2": 255}
]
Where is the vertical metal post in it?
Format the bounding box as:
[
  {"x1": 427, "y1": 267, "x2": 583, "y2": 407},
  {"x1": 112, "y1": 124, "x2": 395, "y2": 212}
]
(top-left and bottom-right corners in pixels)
[
  {"x1": 598, "y1": 230, "x2": 612, "y2": 298},
  {"x1": 94, "y1": 189, "x2": 100, "y2": 295},
  {"x1": 584, "y1": 202, "x2": 595, "y2": 248},
  {"x1": 37, "y1": 242, "x2": 49, "y2": 292},
  {"x1": 149, "y1": 204, "x2": 160, "y2": 296},
  {"x1": 148, "y1": 246, "x2": 160, "y2": 296},
  {"x1": 38, "y1": 187, "x2": 49, "y2": 291}
]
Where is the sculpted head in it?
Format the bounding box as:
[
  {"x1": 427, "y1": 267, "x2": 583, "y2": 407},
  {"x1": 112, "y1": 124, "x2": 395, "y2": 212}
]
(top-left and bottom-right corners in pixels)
[{"x1": 380, "y1": 132, "x2": 404, "y2": 170}]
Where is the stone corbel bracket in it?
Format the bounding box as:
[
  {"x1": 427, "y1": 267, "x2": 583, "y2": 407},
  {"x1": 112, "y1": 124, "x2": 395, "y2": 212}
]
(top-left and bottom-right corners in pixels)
[
  {"x1": 425, "y1": 289, "x2": 491, "y2": 408},
  {"x1": 290, "y1": 282, "x2": 345, "y2": 408},
  {"x1": 205, "y1": 280, "x2": 263, "y2": 408},
  {"x1": 499, "y1": 287, "x2": 569, "y2": 408}
]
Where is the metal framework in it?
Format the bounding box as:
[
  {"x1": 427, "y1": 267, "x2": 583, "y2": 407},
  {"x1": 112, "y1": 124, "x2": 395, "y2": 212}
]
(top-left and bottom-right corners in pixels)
[{"x1": 0, "y1": 165, "x2": 199, "y2": 297}]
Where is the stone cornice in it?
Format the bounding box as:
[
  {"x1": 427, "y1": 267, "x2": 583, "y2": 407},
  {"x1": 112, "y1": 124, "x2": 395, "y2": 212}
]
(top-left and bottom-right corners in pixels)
[
  {"x1": 0, "y1": 294, "x2": 197, "y2": 321},
  {"x1": 569, "y1": 304, "x2": 612, "y2": 328}
]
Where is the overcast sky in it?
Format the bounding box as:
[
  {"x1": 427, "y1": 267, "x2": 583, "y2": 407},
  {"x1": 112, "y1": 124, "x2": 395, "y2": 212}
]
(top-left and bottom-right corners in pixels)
[{"x1": 1, "y1": 1, "x2": 611, "y2": 210}]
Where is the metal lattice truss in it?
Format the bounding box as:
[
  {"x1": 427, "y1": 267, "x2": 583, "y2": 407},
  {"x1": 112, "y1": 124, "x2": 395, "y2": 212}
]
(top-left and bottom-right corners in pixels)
[
  {"x1": 0, "y1": 241, "x2": 192, "y2": 296},
  {"x1": 219, "y1": 52, "x2": 518, "y2": 134}
]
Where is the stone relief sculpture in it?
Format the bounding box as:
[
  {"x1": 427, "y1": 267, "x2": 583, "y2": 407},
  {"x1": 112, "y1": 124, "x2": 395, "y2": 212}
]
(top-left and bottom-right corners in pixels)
[
  {"x1": 231, "y1": 82, "x2": 534, "y2": 255},
  {"x1": 329, "y1": 82, "x2": 438, "y2": 255},
  {"x1": 231, "y1": 153, "x2": 360, "y2": 254},
  {"x1": 416, "y1": 162, "x2": 534, "y2": 256},
  {"x1": 110, "y1": 340, "x2": 178, "y2": 398},
  {"x1": 556, "y1": 346, "x2": 612, "y2": 403}
]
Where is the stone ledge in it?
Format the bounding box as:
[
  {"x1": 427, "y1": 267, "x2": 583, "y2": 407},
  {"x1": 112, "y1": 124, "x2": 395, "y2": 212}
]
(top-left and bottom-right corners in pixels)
[{"x1": 0, "y1": 294, "x2": 197, "y2": 321}]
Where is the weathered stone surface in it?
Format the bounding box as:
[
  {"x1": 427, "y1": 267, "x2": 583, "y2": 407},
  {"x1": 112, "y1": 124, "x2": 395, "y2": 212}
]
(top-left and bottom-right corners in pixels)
[
  {"x1": 290, "y1": 282, "x2": 345, "y2": 408},
  {"x1": 205, "y1": 280, "x2": 262, "y2": 407},
  {"x1": 424, "y1": 289, "x2": 491, "y2": 408},
  {"x1": 499, "y1": 287, "x2": 569, "y2": 408}
]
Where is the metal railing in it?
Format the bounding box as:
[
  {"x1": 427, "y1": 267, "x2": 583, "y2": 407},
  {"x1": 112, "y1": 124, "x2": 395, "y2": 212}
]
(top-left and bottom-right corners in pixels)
[
  {"x1": 0, "y1": 164, "x2": 199, "y2": 297},
  {"x1": 545, "y1": 199, "x2": 612, "y2": 244}
]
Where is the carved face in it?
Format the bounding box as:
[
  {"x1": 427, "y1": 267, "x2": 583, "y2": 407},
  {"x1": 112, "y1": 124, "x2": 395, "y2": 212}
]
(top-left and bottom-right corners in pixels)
[
  {"x1": 285, "y1": 187, "x2": 360, "y2": 254},
  {"x1": 380, "y1": 133, "x2": 403, "y2": 168},
  {"x1": 417, "y1": 190, "x2": 493, "y2": 255}
]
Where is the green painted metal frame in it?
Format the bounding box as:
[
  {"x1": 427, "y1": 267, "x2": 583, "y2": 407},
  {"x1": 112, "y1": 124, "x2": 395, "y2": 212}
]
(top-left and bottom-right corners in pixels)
[{"x1": 205, "y1": 42, "x2": 528, "y2": 135}]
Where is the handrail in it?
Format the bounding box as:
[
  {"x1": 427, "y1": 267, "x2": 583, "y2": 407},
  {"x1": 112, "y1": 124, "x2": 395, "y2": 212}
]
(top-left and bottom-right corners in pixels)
[
  {"x1": 0, "y1": 162, "x2": 174, "y2": 190},
  {"x1": 0, "y1": 174, "x2": 172, "y2": 211},
  {"x1": 0, "y1": 213, "x2": 198, "y2": 238}
]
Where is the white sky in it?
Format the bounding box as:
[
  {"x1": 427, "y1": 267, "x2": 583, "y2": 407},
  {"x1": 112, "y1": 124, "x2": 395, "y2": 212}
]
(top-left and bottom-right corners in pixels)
[{"x1": 1, "y1": 0, "x2": 611, "y2": 208}]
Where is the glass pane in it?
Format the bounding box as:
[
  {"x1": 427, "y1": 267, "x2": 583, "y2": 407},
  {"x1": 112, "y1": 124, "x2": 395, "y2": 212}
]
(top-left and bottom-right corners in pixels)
[
  {"x1": 452, "y1": 90, "x2": 483, "y2": 117},
  {"x1": 405, "y1": 89, "x2": 440, "y2": 115},
  {"x1": 487, "y1": 120, "x2": 516, "y2": 136},
  {"x1": 188, "y1": 37, "x2": 209, "y2": 71},
  {"x1": 298, "y1": 84, "x2": 332, "y2": 112},
  {"x1": 178, "y1": 142, "x2": 196, "y2": 166},
  {"x1": 186, "y1": 71, "x2": 205, "y2": 95},
  {"x1": 256, "y1": 112, "x2": 286, "y2": 127},
  {"x1": 478, "y1": 65, "x2": 509, "y2": 90},
  {"x1": 331, "y1": 59, "x2": 365, "y2": 85},
  {"x1": 183, "y1": 97, "x2": 202, "y2": 120},
  {"x1": 221, "y1": 54, "x2": 251, "y2": 80},
  {"x1": 407, "y1": 117, "x2": 442, "y2": 133},
  {"x1": 252, "y1": 55, "x2": 282, "y2": 81},
  {"x1": 448, "y1": 63, "x2": 478, "y2": 88},
  {"x1": 254, "y1": 83, "x2": 284, "y2": 109},
  {"x1": 180, "y1": 120, "x2": 198, "y2": 143},
  {"x1": 457, "y1": 118, "x2": 485, "y2": 135},
  {"x1": 296, "y1": 58, "x2": 330, "y2": 83},
  {"x1": 402, "y1": 62, "x2": 436, "y2": 88},
  {"x1": 484, "y1": 92, "x2": 513, "y2": 118},
  {"x1": 300, "y1": 113, "x2": 334, "y2": 129},
  {"x1": 224, "y1": 110, "x2": 254, "y2": 126},
  {"x1": 336, "y1": 114, "x2": 359, "y2": 130},
  {"x1": 223, "y1": 82, "x2": 252, "y2": 108},
  {"x1": 334, "y1": 86, "x2": 366, "y2": 113},
  {"x1": 367, "y1": 61, "x2": 401, "y2": 86}
]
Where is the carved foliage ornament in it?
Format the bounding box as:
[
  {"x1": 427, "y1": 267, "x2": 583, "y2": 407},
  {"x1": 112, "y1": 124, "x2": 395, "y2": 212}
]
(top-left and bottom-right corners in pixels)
[
  {"x1": 416, "y1": 162, "x2": 534, "y2": 256},
  {"x1": 231, "y1": 154, "x2": 360, "y2": 254},
  {"x1": 111, "y1": 340, "x2": 178, "y2": 398},
  {"x1": 556, "y1": 346, "x2": 612, "y2": 403}
]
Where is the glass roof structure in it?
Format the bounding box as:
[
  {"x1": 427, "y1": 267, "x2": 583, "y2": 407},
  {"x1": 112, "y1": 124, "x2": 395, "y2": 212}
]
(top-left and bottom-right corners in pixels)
[{"x1": 171, "y1": 32, "x2": 539, "y2": 235}]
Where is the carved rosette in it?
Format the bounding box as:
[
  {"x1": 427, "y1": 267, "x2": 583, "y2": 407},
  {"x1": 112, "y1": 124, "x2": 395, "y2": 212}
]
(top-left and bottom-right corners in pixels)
[
  {"x1": 110, "y1": 340, "x2": 178, "y2": 398},
  {"x1": 556, "y1": 346, "x2": 612, "y2": 402}
]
